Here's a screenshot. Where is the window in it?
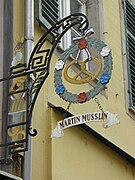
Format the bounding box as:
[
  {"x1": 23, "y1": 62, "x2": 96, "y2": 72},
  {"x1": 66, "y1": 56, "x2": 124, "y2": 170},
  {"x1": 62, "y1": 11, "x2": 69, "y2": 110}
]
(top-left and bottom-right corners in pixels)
[
  {"x1": 124, "y1": 0, "x2": 135, "y2": 110},
  {"x1": 36, "y1": 0, "x2": 59, "y2": 29},
  {"x1": 36, "y1": 0, "x2": 103, "y2": 48},
  {"x1": 58, "y1": 0, "x2": 86, "y2": 49}
]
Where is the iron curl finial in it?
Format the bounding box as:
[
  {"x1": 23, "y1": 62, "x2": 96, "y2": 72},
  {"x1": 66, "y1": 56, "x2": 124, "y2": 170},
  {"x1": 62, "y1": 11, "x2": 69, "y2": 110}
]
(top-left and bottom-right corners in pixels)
[{"x1": 28, "y1": 126, "x2": 38, "y2": 137}]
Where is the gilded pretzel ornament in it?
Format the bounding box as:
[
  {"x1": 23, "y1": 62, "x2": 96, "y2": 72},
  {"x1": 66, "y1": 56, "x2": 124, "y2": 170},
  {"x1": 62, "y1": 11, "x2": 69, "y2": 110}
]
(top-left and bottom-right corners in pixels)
[
  {"x1": 64, "y1": 57, "x2": 102, "y2": 84},
  {"x1": 54, "y1": 34, "x2": 113, "y2": 104}
]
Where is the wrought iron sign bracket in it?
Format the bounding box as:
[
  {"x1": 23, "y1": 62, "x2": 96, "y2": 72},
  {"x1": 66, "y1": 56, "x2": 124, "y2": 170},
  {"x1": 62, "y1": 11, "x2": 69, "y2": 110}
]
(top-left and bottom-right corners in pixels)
[{"x1": 0, "y1": 13, "x2": 89, "y2": 163}]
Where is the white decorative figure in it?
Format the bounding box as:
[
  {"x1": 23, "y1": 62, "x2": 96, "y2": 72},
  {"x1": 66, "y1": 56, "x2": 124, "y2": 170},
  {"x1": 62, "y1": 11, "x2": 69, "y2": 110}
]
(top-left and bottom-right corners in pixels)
[
  {"x1": 11, "y1": 50, "x2": 23, "y2": 67},
  {"x1": 100, "y1": 46, "x2": 111, "y2": 57},
  {"x1": 15, "y1": 51, "x2": 23, "y2": 62},
  {"x1": 51, "y1": 124, "x2": 64, "y2": 138},
  {"x1": 103, "y1": 113, "x2": 120, "y2": 128},
  {"x1": 55, "y1": 60, "x2": 65, "y2": 70}
]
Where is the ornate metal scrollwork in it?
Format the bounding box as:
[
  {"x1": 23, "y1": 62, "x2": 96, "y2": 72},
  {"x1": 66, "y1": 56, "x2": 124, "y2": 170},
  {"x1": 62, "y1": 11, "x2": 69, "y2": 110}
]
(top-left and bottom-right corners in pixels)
[
  {"x1": 0, "y1": 14, "x2": 89, "y2": 159},
  {"x1": 28, "y1": 13, "x2": 89, "y2": 118}
]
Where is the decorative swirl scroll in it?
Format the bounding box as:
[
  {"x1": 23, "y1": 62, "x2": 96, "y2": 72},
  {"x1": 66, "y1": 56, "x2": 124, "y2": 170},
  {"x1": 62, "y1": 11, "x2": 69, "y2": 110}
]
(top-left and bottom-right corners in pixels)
[
  {"x1": 28, "y1": 13, "x2": 89, "y2": 119},
  {"x1": 8, "y1": 127, "x2": 26, "y2": 140},
  {"x1": 28, "y1": 128, "x2": 38, "y2": 137},
  {"x1": 0, "y1": 14, "x2": 89, "y2": 155}
]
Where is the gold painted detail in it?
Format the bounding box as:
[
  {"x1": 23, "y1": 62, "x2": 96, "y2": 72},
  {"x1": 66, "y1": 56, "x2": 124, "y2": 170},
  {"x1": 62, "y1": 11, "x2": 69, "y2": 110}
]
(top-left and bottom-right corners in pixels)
[
  {"x1": 8, "y1": 126, "x2": 25, "y2": 140},
  {"x1": 9, "y1": 98, "x2": 26, "y2": 114},
  {"x1": 64, "y1": 57, "x2": 102, "y2": 84},
  {"x1": 7, "y1": 39, "x2": 26, "y2": 146},
  {"x1": 9, "y1": 76, "x2": 26, "y2": 114},
  {"x1": 9, "y1": 76, "x2": 26, "y2": 93}
]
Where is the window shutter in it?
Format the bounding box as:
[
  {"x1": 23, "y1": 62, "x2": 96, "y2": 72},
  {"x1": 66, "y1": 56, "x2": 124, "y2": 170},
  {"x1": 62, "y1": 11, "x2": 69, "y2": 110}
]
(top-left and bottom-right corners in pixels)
[
  {"x1": 125, "y1": 0, "x2": 135, "y2": 109},
  {"x1": 36, "y1": 0, "x2": 59, "y2": 29}
]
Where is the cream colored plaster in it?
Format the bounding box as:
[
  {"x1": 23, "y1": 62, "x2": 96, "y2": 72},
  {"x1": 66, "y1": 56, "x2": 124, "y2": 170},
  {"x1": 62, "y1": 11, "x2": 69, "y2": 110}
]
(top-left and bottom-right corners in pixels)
[
  {"x1": 51, "y1": 110, "x2": 135, "y2": 180},
  {"x1": 13, "y1": 1, "x2": 135, "y2": 179},
  {"x1": 14, "y1": 0, "x2": 24, "y2": 44},
  {"x1": 46, "y1": 0, "x2": 135, "y2": 157}
]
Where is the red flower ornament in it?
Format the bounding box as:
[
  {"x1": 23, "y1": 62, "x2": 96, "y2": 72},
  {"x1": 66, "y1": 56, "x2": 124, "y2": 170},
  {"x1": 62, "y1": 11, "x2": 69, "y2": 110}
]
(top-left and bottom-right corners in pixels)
[
  {"x1": 78, "y1": 38, "x2": 88, "y2": 50},
  {"x1": 78, "y1": 92, "x2": 87, "y2": 103}
]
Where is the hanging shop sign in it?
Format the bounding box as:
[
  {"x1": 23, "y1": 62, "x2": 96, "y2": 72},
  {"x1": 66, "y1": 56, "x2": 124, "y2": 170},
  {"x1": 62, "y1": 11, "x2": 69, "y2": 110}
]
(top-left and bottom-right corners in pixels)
[
  {"x1": 0, "y1": 13, "x2": 116, "y2": 161},
  {"x1": 51, "y1": 111, "x2": 120, "y2": 138},
  {"x1": 53, "y1": 27, "x2": 120, "y2": 137},
  {"x1": 54, "y1": 28, "x2": 113, "y2": 104}
]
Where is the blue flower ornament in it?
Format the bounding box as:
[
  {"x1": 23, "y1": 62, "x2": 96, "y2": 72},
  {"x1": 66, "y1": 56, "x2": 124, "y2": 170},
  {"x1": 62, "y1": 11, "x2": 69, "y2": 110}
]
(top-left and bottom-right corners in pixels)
[
  {"x1": 100, "y1": 73, "x2": 110, "y2": 85},
  {"x1": 56, "y1": 84, "x2": 65, "y2": 95}
]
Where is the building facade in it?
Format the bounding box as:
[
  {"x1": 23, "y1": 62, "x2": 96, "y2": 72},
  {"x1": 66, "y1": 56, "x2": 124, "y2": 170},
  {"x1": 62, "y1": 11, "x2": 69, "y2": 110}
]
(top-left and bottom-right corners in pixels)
[{"x1": 0, "y1": 0, "x2": 135, "y2": 180}]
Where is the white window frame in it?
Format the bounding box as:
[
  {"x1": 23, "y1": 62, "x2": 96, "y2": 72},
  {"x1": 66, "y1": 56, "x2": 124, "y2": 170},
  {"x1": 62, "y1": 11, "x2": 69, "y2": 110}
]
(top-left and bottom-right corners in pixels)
[{"x1": 59, "y1": 0, "x2": 87, "y2": 49}]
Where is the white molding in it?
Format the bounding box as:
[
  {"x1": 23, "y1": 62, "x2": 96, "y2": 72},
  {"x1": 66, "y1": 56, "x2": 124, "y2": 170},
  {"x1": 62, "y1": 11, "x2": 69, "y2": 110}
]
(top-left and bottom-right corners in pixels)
[
  {"x1": 59, "y1": 0, "x2": 86, "y2": 49},
  {"x1": 0, "y1": 170, "x2": 22, "y2": 180}
]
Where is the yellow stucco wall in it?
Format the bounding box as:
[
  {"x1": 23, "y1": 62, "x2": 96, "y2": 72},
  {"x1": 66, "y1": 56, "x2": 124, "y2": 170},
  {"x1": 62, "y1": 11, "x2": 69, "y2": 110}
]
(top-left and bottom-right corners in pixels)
[
  {"x1": 46, "y1": 0, "x2": 135, "y2": 157},
  {"x1": 14, "y1": 0, "x2": 24, "y2": 47},
  {"x1": 51, "y1": 109, "x2": 135, "y2": 180},
  {"x1": 13, "y1": 0, "x2": 135, "y2": 180}
]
